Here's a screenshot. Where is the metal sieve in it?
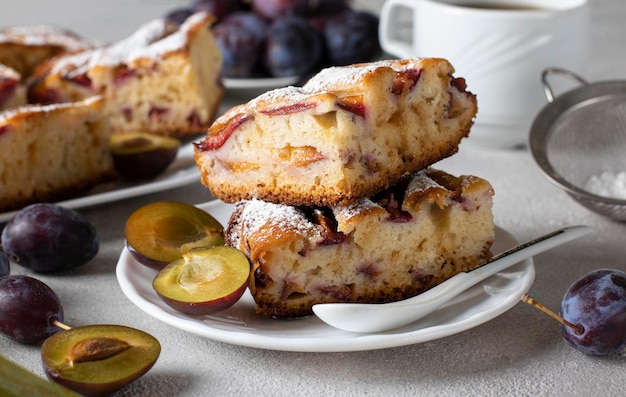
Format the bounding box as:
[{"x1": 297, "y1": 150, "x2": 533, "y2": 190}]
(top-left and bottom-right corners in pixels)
[{"x1": 529, "y1": 67, "x2": 626, "y2": 221}]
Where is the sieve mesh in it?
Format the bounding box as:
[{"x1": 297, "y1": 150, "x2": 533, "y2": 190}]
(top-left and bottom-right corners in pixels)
[
  {"x1": 530, "y1": 72, "x2": 626, "y2": 221},
  {"x1": 547, "y1": 96, "x2": 626, "y2": 190}
]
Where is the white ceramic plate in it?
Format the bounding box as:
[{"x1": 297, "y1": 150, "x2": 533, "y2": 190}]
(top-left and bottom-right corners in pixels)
[
  {"x1": 0, "y1": 142, "x2": 200, "y2": 224},
  {"x1": 223, "y1": 76, "x2": 299, "y2": 90},
  {"x1": 116, "y1": 200, "x2": 535, "y2": 352}
]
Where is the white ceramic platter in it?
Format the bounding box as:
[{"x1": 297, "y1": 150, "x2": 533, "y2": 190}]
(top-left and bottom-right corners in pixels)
[
  {"x1": 222, "y1": 76, "x2": 300, "y2": 100},
  {"x1": 0, "y1": 142, "x2": 200, "y2": 224},
  {"x1": 116, "y1": 200, "x2": 535, "y2": 352},
  {"x1": 223, "y1": 76, "x2": 299, "y2": 90}
]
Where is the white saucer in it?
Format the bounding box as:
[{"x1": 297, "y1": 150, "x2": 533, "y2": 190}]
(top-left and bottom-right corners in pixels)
[
  {"x1": 116, "y1": 200, "x2": 535, "y2": 352},
  {"x1": 223, "y1": 76, "x2": 299, "y2": 90}
]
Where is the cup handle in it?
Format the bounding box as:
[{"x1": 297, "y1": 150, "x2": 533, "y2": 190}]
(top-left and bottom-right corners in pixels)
[{"x1": 378, "y1": 0, "x2": 417, "y2": 58}]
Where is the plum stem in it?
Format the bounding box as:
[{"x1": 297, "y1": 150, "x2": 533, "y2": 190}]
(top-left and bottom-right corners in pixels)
[
  {"x1": 52, "y1": 319, "x2": 72, "y2": 331},
  {"x1": 520, "y1": 294, "x2": 584, "y2": 335}
]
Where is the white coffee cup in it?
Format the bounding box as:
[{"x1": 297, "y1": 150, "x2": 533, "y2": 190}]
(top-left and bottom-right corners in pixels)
[{"x1": 379, "y1": 0, "x2": 589, "y2": 148}]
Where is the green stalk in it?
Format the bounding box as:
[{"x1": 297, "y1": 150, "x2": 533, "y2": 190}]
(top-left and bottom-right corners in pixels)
[{"x1": 0, "y1": 354, "x2": 80, "y2": 397}]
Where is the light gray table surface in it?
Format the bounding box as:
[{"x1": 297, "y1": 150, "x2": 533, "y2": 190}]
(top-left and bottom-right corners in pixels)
[{"x1": 1, "y1": 0, "x2": 626, "y2": 396}]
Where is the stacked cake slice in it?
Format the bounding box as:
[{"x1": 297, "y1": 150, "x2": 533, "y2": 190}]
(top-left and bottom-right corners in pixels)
[{"x1": 194, "y1": 58, "x2": 496, "y2": 318}]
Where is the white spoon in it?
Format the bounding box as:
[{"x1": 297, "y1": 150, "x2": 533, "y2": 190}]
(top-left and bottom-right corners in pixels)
[{"x1": 312, "y1": 225, "x2": 592, "y2": 333}]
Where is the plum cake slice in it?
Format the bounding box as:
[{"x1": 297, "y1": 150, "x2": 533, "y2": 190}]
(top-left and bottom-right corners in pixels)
[
  {"x1": 27, "y1": 12, "x2": 224, "y2": 138},
  {"x1": 225, "y1": 168, "x2": 495, "y2": 318},
  {"x1": 195, "y1": 57, "x2": 477, "y2": 207},
  {"x1": 0, "y1": 96, "x2": 116, "y2": 212}
]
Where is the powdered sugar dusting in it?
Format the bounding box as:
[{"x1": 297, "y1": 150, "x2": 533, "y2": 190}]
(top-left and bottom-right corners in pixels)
[
  {"x1": 0, "y1": 95, "x2": 102, "y2": 124},
  {"x1": 333, "y1": 199, "x2": 380, "y2": 224},
  {"x1": 248, "y1": 86, "x2": 311, "y2": 110},
  {"x1": 229, "y1": 199, "x2": 320, "y2": 249},
  {"x1": 49, "y1": 18, "x2": 167, "y2": 75},
  {"x1": 303, "y1": 58, "x2": 424, "y2": 93},
  {"x1": 303, "y1": 63, "x2": 384, "y2": 93},
  {"x1": 405, "y1": 170, "x2": 443, "y2": 196},
  {"x1": 126, "y1": 11, "x2": 209, "y2": 63},
  {"x1": 49, "y1": 12, "x2": 209, "y2": 75},
  {"x1": 0, "y1": 24, "x2": 99, "y2": 50},
  {"x1": 243, "y1": 58, "x2": 427, "y2": 114},
  {"x1": 306, "y1": 64, "x2": 378, "y2": 89},
  {"x1": 0, "y1": 64, "x2": 19, "y2": 80},
  {"x1": 98, "y1": 18, "x2": 172, "y2": 66}
]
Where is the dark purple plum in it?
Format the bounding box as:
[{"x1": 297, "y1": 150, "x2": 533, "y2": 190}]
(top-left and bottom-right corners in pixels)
[
  {"x1": 213, "y1": 21, "x2": 264, "y2": 78},
  {"x1": 222, "y1": 11, "x2": 269, "y2": 41},
  {"x1": 192, "y1": 0, "x2": 247, "y2": 21},
  {"x1": 308, "y1": 0, "x2": 352, "y2": 31},
  {"x1": 310, "y1": 0, "x2": 350, "y2": 12},
  {"x1": 323, "y1": 10, "x2": 381, "y2": 66},
  {"x1": 1, "y1": 203, "x2": 99, "y2": 273},
  {"x1": 560, "y1": 269, "x2": 626, "y2": 355},
  {"x1": 0, "y1": 275, "x2": 64, "y2": 344},
  {"x1": 110, "y1": 132, "x2": 180, "y2": 181},
  {"x1": 263, "y1": 17, "x2": 323, "y2": 77},
  {"x1": 164, "y1": 7, "x2": 195, "y2": 25},
  {"x1": 251, "y1": 0, "x2": 309, "y2": 20},
  {"x1": 0, "y1": 250, "x2": 9, "y2": 277}
]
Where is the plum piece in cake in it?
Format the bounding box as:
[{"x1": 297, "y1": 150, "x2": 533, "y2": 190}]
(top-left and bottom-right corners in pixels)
[{"x1": 0, "y1": 64, "x2": 26, "y2": 110}]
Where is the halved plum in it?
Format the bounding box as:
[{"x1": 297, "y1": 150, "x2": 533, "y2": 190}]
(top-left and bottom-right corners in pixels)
[
  {"x1": 41, "y1": 324, "x2": 161, "y2": 397},
  {"x1": 153, "y1": 246, "x2": 250, "y2": 315},
  {"x1": 125, "y1": 201, "x2": 225, "y2": 270},
  {"x1": 110, "y1": 132, "x2": 180, "y2": 180}
]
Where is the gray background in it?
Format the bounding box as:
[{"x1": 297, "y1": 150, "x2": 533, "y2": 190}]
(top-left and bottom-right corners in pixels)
[{"x1": 1, "y1": 0, "x2": 625, "y2": 396}]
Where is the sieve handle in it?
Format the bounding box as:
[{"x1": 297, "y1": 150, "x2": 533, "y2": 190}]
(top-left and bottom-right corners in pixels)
[{"x1": 541, "y1": 67, "x2": 588, "y2": 103}]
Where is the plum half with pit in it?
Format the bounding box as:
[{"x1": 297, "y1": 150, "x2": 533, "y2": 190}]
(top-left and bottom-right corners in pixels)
[
  {"x1": 41, "y1": 324, "x2": 161, "y2": 397},
  {"x1": 110, "y1": 132, "x2": 180, "y2": 181},
  {"x1": 153, "y1": 246, "x2": 250, "y2": 315},
  {"x1": 125, "y1": 201, "x2": 225, "y2": 270}
]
